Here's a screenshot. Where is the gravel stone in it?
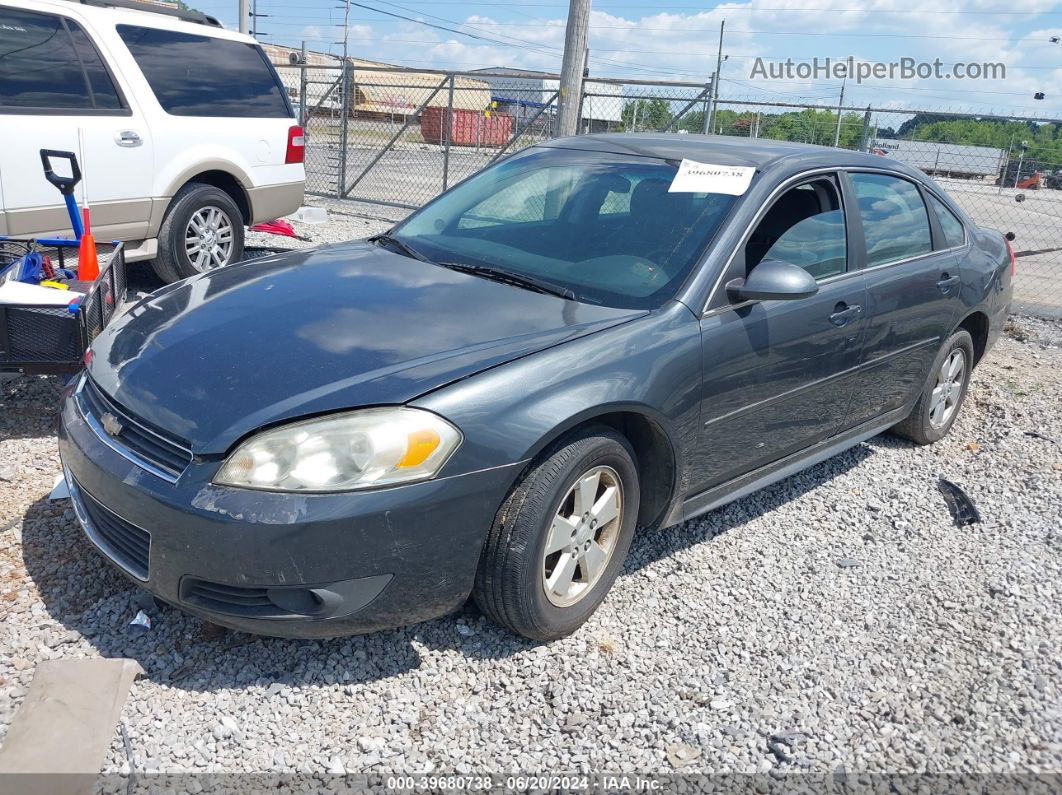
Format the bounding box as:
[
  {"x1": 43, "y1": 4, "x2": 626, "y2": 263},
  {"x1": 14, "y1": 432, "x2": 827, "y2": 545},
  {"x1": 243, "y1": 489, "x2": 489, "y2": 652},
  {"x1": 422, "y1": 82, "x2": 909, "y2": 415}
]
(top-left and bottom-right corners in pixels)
[{"x1": 1, "y1": 216, "x2": 1060, "y2": 775}]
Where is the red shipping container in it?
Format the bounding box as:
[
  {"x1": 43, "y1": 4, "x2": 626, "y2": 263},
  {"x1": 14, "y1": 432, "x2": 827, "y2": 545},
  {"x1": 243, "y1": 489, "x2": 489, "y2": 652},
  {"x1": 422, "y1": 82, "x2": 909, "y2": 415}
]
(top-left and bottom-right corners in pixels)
[{"x1": 420, "y1": 106, "x2": 513, "y2": 147}]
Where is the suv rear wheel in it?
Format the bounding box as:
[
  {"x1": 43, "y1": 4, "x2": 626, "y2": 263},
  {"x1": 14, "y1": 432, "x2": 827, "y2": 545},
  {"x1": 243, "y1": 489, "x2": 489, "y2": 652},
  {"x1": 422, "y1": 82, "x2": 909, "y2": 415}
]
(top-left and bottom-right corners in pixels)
[{"x1": 152, "y1": 183, "x2": 245, "y2": 283}]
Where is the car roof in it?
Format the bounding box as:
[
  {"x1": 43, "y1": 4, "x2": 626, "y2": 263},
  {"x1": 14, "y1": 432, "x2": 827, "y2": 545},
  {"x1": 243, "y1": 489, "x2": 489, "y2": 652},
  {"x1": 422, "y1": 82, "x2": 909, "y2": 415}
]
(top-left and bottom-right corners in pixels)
[
  {"x1": 541, "y1": 133, "x2": 925, "y2": 176},
  {"x1": 7, "y1": 0, "x2": 251, "y2": 43}
]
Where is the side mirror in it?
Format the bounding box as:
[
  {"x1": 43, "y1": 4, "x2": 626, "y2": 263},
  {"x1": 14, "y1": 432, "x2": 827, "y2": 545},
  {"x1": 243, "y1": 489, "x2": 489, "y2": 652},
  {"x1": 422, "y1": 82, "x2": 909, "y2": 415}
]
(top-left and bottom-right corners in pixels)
[{"x1": 726, "y1": 259, "x2": 818, "y2": 302}]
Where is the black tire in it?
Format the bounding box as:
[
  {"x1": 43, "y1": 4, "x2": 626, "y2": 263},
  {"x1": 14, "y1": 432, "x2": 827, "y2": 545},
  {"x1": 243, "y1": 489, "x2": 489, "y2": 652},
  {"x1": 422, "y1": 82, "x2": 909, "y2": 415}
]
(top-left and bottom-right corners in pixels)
[
  {"x1": 151, "y1": 183, "x2": 245, "y2": 283},
  {"x1": 892, "y1": 329, "x2": 975, "y2": 445},
  {"x1": 473, "y1": 426, "x2": 640, "y2": 641}
]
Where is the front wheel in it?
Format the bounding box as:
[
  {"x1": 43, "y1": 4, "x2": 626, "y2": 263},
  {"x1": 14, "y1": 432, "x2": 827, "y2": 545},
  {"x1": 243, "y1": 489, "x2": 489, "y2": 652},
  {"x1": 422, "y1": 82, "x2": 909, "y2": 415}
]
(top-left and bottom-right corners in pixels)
[
  {"x1": 892, "y1": 329, "x2": 974, "y2": 445},
  {"x1": 152, "y1": 183, "x2": 245, "y2": 283},
  {"x1": 473, "y1": 427, "x2": 640, "y2": 641}
]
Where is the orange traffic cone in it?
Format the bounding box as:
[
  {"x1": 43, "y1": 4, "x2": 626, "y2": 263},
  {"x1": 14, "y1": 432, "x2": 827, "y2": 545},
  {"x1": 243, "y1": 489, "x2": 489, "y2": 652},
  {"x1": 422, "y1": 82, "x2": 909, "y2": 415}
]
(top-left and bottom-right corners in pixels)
[{"x1": 78, "y1": 208, "x2": 99, "y2": 281}]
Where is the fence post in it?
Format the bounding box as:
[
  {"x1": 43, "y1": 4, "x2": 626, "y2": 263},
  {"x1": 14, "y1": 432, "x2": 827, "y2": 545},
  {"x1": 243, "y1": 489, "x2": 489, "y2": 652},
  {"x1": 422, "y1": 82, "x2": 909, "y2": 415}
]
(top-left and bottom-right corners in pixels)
[
  {"x1": 702, "y1": 77, "x2": 712, "y2": 134},
  {"x1": 443, "y1": 74, "x2": 455, "y2": 191},
  {"x1": 298, "y1": 43, "x2": 308, "y2": 127},
  {"x1": 858, "y1": 106, "x2": 871, "y2": 151},
  {"x1": 581, "y1": 74, "x2": 590, "y2": 133},
  {"x1": 337, "y1": 59, "x2": 350, "y2": 198}
]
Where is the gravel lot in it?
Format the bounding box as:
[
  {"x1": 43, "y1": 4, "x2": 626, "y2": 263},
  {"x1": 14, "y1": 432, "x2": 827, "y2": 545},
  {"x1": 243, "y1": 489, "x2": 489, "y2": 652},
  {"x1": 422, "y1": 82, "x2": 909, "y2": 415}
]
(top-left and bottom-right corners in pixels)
[{"x1": 1, "y1": 206, "x2": 1060, "y2": 776}]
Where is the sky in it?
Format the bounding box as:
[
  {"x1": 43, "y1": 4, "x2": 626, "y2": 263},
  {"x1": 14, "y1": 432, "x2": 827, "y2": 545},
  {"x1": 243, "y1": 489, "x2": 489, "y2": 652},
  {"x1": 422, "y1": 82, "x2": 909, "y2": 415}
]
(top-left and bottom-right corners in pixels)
[{"x1": 191, "y1": 1, "x2": 1062, "y2": 118}]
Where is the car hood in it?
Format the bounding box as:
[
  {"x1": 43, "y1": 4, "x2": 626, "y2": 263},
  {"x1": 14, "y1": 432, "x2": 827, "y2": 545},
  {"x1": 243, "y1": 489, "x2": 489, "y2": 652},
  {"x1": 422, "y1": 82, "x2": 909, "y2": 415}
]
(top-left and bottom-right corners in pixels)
[{"x1": 88, "y1": 242, "x2": 642, "y2": 453}]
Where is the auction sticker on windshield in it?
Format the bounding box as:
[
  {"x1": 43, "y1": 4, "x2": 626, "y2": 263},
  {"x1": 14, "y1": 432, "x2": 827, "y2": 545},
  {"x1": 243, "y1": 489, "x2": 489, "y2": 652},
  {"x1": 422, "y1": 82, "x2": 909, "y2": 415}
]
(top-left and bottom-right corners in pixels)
[{"x1": 668, "y1": 159, "x2": 755, "y2": 195}]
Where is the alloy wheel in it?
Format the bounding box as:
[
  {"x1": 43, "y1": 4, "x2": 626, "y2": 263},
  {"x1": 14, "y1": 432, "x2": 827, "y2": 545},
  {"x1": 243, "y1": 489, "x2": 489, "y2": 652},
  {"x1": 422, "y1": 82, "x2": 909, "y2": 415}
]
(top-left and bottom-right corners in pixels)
[
  {"x1": 542, "y1": 465, "x2": 623, "y2": 607},
  {"x1": 185, "y1": 206, "x2": 235, "y2": 271},
  {"x1": 929, "y1": 348, "x2": 966, "y2": 429}
]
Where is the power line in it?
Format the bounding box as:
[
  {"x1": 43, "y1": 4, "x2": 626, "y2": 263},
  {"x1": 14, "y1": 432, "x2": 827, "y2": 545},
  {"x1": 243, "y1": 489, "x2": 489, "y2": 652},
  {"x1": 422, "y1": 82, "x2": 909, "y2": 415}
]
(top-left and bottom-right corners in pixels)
[
  {"x1": 365, "y1": 1, "x2": 1062, "y2": 12},
  {"x1": 257, "y1": 13, "x2": 1046, "y2": 42},
  {"x1": 259, "y1": 26, "x2": 1062, "y2": 78},
  {"x1": 341, "y1": 0, "x2": 719, "y2": 78}
]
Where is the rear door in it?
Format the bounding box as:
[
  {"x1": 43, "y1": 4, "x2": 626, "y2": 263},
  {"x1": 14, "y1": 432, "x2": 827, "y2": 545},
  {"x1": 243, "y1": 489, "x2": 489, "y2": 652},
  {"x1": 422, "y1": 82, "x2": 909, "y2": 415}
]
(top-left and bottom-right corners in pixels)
[
  {"x1": 691, "y1": 173, "x2": 868, "y2": 493},
  {"x1": 114, "y1": 23, "x2": 297, "y2": 219},
  {"x1": 0, "y1": 4, "x2": 153, "y2": 241},
  {"x1": 842, "y1": 171, "x2": 965, "y2": 427}
]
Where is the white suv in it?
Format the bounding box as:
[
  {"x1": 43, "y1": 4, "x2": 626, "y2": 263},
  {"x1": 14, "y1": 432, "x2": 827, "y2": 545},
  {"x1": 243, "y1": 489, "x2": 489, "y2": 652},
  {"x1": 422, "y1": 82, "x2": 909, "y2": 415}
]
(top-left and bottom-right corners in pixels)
[{"x1": 0, "y1": 0, "x2": 305, "y2": 282}]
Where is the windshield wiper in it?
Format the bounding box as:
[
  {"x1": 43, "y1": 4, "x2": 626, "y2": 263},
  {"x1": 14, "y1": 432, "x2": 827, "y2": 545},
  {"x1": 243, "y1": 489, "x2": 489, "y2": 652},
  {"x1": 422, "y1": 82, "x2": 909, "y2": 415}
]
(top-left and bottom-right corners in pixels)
[
  {"x1": 436, "y1": 261, "x2": 577, "y2": 301},
  {"x1": 369, "y1": 233, "x2": 433, "y2": 263}
]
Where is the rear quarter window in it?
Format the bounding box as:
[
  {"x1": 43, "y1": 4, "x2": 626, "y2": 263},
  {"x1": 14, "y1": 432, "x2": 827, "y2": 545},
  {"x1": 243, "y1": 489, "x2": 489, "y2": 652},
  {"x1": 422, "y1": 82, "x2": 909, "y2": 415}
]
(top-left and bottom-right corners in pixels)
[
  {"x1": 927, "y1": 193, "x2": 967, "y2": 249},
  {"x1": 116, "y1": 25, "x2": 290, "y2": 118}
]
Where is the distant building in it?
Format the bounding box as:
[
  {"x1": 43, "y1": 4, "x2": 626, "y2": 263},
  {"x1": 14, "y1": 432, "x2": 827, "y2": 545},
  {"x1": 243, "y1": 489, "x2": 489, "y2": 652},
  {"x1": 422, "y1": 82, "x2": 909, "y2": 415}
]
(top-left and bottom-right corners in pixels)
[
  {"x1": 263, "y1": 45, "x2": 492, "y2": 120},
  {"x1": 870, "y1": 139, "x2": 1006, "y2": 180},
  {"x1": 468, "y1": 67, "x2": 624, "y2": 133}
]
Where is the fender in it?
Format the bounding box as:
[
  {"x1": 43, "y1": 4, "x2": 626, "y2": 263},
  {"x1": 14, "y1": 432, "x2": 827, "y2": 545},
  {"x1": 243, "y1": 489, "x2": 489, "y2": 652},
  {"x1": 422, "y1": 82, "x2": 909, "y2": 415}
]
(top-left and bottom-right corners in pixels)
[{"x1": 413, "y1": 302, "x2": 704, "y2": 515}]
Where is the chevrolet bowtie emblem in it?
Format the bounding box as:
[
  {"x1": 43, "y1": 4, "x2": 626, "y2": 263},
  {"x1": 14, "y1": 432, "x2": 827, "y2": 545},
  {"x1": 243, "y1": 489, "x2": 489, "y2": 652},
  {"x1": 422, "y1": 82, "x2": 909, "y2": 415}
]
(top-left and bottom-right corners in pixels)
[{"x1": 100, "y1": 412, "x2": 124, "y2": 437}]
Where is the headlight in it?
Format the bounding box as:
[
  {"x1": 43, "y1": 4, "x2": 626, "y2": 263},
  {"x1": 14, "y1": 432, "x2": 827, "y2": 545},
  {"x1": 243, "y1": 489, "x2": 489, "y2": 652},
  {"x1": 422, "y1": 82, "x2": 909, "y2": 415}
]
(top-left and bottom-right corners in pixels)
[{"x1": 214, "y1": 408, "x2": 461, "y2": 492}]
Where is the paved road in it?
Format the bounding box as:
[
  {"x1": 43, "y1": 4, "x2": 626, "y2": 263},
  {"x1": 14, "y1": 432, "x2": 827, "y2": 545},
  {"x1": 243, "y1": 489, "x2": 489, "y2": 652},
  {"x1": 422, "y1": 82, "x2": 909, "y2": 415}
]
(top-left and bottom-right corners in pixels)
[
  {"x1": 306, "y1": 142, "x2": 507, "y2": 208},
  {"x1": 938, "y1": 178, "x2": 1062, "y2": 318}
]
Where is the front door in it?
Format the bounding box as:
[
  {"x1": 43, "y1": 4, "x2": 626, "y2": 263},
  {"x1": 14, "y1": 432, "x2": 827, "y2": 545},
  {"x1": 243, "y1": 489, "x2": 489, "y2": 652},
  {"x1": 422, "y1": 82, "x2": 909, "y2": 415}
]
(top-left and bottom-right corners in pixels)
[{"x1": 691, "y1": 174, "x2": 867, "y2": 494}]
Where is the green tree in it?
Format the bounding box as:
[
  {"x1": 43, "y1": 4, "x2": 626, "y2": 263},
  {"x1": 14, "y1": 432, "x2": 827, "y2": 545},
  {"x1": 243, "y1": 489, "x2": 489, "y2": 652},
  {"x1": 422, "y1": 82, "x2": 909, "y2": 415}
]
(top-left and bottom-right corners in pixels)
[{"x1": 621, "y1": 98, "x2": 673, "y2": 132}]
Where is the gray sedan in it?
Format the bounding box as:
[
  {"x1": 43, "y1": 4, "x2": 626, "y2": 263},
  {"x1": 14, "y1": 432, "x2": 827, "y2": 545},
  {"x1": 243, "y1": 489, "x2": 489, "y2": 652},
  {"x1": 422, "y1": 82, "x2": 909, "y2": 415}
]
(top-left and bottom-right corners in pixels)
[{"x1": 60, "y1": 134, "x2": 1014, "y2": 640}]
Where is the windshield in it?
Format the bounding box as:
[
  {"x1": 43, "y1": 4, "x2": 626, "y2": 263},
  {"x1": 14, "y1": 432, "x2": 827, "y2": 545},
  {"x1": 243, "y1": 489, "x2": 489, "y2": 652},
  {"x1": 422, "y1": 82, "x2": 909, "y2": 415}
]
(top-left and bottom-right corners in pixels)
[{"x1": 390, "y1": 147, "x2": 739, "y2": 309}]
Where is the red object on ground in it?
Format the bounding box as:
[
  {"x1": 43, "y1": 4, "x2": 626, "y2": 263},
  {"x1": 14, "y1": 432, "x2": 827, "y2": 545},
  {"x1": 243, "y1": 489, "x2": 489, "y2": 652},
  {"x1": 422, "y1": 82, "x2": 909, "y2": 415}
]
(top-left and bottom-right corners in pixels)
[
  {"x1": 420, "y1": 107, "x2": 513, "y2": 147},
  {"x1": 78, "y1": 208, "x2": 100, "y2": 281},
  {"x1": 250, "y1": 219, "x2": 299, "y2": 238}
]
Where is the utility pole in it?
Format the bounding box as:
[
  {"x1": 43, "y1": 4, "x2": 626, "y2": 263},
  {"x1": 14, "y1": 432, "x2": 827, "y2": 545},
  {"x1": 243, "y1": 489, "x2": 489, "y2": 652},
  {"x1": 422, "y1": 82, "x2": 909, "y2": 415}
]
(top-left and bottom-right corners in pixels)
[
  {"x1": 238, "y1": 0, "x2": 249, "y2": 34},
  {"x1": 706, "y1": 20, "x2": 725, "y2": 135},
  {"x1": 557, "y1": 0, "x2": 591, "y2": 137},
  {"x1": 833, "y1": 72, "x2": 847, "y2": 147},
  {"x1": 341, "y1": 0, "x2": 351, "y2": 64}
]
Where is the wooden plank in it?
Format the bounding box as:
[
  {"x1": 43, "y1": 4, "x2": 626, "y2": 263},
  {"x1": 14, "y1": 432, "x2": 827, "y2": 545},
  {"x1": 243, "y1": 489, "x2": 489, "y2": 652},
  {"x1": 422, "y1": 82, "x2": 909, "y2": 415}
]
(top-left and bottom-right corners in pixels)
[{"x1": 0, "y1": 658, "x2": 142, "y2": 793}]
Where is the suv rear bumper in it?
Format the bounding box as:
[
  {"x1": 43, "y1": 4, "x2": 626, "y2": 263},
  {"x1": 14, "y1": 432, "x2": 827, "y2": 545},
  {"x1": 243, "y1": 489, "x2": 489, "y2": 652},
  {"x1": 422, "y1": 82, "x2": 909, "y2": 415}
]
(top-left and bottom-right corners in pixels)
[{"x1": 247, "y1": 181, "x2": 305, "y2": 225}]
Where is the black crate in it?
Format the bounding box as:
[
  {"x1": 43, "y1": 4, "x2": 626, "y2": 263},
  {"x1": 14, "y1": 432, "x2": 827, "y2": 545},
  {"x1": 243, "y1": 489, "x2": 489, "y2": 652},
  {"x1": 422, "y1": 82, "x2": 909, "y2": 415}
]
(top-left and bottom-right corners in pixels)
[{"x1": 1, "y1": 242, "x2": 127, "y2": 375}]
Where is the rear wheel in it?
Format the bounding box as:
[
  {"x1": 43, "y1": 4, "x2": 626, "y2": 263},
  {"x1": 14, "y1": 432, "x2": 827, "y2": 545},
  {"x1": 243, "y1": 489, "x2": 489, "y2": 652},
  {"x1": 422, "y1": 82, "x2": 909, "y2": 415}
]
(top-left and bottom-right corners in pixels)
[
  {"x1": 151, "y1": 183, "x2": 245, "y2": 283},
  {"x1": 892, "y1": 329, "x2": 974, "y2": 445},
  {"x1": 473, "y1": 427, "x2": 639, "y2": 641}
]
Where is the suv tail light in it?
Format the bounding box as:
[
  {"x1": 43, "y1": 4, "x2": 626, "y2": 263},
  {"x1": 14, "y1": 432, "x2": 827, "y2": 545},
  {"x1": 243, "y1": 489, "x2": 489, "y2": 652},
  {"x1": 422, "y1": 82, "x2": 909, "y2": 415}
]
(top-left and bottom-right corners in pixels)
[
  {"x1": 285, "y1": 125, "x2": 305, "y2": 164},
  {"x1": 1005, "y1": 237, "x2": 1016, "y2": 276}
]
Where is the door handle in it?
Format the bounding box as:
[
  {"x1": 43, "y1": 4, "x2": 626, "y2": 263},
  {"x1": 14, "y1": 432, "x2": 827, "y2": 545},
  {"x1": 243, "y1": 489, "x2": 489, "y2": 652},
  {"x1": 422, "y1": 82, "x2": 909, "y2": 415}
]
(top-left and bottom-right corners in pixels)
[
  {"x1": 937, "y1": 273, "x2": 960, "y2": 293},
  {"x1": 829, "y1": 303, "x2": 862, "y2": 327},
  {"x1": 115, "y1": 130, "x2": 142, "y2": 147}
]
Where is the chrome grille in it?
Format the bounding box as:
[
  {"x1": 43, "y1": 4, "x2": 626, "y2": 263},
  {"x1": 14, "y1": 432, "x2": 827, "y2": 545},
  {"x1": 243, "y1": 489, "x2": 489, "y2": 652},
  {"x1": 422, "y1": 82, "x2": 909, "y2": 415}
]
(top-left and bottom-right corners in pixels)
[{"x1": 78, "y1": 377, "x2": 193, "y2": 481}]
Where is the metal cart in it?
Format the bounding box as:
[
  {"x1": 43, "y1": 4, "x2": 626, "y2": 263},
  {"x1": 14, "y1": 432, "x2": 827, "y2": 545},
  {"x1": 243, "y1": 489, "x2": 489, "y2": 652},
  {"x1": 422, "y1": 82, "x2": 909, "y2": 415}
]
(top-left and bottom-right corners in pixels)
[{"x1": 0, "y1": 151, "x2": 129, "y2": 376}]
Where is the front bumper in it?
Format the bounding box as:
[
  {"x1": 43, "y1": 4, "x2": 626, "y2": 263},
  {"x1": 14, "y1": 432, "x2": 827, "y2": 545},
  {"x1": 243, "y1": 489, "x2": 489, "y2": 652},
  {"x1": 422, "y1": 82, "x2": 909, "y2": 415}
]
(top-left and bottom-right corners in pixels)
[{"x1": 58, "y1": 388, "x2": 521, "y2": 638}]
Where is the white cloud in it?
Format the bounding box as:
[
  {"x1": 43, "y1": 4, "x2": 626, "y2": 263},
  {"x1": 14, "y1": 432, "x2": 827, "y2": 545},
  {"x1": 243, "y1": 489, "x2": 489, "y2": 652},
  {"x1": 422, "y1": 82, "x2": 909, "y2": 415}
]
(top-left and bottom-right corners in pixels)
[{"x1": 298, "y1": 2, "x2": 1060, "y2": 116}]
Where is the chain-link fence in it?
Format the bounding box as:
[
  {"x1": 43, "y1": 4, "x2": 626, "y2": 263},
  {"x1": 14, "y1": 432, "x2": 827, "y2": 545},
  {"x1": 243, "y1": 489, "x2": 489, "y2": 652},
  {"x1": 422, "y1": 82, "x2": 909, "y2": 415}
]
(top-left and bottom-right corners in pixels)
[{"x1": 273, "y1": 60, "x2": 1062, "y2": 319}]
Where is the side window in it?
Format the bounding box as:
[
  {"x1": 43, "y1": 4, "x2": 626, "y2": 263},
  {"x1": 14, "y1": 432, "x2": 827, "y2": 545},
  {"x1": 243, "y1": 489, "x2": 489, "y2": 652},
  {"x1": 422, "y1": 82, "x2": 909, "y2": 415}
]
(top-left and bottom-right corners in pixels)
[
  {"x1": 0, "y1": 8, "x2": 121, "y2": 111},
  {"x1": 745, "y1": 178, "x2": 847, "y2": 280},
  {"x1": 117, "y1": 25, "x2": 290, "y2": 117},
  {"x1": 66, "y1": 21, "x2": 122, "y2": 110},
  {"x1": 851, "y1": 173, "x2": 932, "y2": 267},
  {"x1": 928, "y1": 193, "x2": 966, "y2": 249}
]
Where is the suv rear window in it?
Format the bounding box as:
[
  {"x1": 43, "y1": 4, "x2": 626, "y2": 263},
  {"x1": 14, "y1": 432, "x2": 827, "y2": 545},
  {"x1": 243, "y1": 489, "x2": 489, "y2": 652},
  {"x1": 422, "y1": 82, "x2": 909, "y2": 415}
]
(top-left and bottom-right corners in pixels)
[
  {"x1": 0, "y1": 7, "x2": 123, "y2": 111},
  {"x1": 116, "y1": 25, "x2": 290, "y2": 118}
]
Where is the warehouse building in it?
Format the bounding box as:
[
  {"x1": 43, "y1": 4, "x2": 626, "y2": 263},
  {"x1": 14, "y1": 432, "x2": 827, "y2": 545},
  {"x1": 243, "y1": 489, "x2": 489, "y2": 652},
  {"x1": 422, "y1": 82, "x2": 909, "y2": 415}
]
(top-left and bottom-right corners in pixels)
[
  {"x1": 469, "y1": 67, "x2": 625, "y2": 133},
  {"x1": 263, "y1": 45, "x2": 493, "y2": 121}
]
